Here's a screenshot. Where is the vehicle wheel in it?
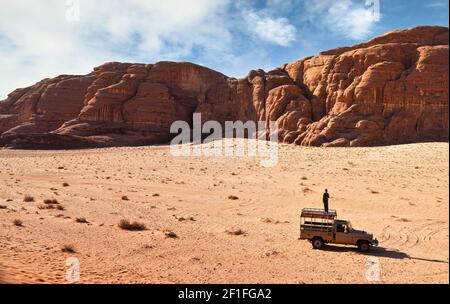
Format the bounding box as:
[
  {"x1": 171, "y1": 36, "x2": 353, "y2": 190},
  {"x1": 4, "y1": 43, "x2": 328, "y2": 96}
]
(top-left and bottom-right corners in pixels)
[
  {"x1": 358, "y1": 241, "x2": 371, "y2": 252},
  {"x1": 312, "y1": 237, "x2": 324, "y2": 250}
]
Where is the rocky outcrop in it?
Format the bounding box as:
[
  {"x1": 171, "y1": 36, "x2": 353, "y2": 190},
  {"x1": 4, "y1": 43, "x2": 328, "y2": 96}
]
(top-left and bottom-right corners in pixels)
[
  {"x1": 284, "y1": 26, "x2": 449, "y2": 147},
  {"x1": 0, "y1": 26, "x2": 448, "y2": 149}
]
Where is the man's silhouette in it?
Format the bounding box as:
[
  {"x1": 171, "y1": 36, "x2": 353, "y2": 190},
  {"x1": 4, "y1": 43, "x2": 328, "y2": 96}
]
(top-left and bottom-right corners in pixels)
[{"x1": 323, "y1": 189, "x2": 330, "y2": 212}]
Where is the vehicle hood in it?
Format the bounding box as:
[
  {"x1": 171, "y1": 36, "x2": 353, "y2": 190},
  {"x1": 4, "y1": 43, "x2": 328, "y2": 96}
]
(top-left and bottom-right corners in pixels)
[{"x1": 352, "y1": 229, "x2": 373, "y2": 237}]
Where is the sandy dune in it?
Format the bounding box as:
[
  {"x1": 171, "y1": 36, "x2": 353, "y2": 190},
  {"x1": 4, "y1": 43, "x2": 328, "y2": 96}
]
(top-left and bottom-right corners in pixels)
[{"x1": 0, "y1": 140, "x2": 448, "y2": 284}]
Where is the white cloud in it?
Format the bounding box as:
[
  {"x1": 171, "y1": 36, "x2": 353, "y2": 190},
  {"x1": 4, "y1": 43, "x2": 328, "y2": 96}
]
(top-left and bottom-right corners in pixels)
[
  {"x1": 0, "y1": 0, "x2": 385, "y2": 99},
  {"x1": 243, "y1": 9, "x2": 297, "y2": 46},
  {"x1": 304, "y1": 0, "x2": 381, "y2": 40},
  {"x1": 0, "y1": 0, "x2": 233, "y2": 99},
  {"x1": 0, "y1": 0, "x2": 302, "y2": 99}
]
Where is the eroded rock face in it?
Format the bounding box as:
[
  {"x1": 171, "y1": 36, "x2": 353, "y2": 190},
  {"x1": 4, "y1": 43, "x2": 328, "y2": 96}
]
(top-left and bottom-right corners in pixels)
[
  {"x1": 0, "y1": 26, "x2": 448, "y2": 149},
  {"x1": 285, "y1": 26, "x2": 449, "y2": 147}
]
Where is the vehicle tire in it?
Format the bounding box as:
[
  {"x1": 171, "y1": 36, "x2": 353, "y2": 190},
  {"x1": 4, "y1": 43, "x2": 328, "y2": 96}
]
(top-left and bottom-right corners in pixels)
[
  {"x1": 312, "y1": 237, "x2": 324, "y2": 250},
  {"x1": 357, "y1": 241, "x2": 371, "y2": 252}
]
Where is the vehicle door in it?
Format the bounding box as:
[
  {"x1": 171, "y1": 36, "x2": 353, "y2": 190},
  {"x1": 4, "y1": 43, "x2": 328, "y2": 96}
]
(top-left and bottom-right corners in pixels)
[{"x1": 335, "y1": 221, "x2": 353, "y2": 244}]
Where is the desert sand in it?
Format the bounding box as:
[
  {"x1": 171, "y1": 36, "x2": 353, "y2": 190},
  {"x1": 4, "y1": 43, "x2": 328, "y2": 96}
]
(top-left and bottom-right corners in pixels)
[{"x1": 0, "y1": 140, "x2": 448, "y2": 284}]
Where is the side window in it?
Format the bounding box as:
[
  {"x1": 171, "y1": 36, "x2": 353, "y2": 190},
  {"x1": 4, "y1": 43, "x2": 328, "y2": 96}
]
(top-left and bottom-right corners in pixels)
[{"x1": 337, "y1": 224, "x2": 345, "y2": 233}]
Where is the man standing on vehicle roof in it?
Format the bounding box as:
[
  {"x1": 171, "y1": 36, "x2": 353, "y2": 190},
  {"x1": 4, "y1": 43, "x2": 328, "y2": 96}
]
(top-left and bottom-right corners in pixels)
[{"x1": 323, "y1": 189, "x2": 330, "y2": 213}]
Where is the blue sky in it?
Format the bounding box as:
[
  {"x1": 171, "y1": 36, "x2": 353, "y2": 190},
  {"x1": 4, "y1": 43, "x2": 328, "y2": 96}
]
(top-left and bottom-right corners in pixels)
[{"x1": 0, "y1": 0, "x2": 448, "y2": 99}]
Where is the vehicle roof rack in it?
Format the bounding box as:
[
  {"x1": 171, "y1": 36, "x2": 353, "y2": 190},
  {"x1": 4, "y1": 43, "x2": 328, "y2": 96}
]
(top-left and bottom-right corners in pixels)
[{"x1": 301, "y1": 208, "x2": 337, "y2": 220}]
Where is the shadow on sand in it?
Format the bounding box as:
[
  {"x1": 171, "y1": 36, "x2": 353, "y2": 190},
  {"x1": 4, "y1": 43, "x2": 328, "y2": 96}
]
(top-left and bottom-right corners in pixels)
[{"x1": 321, "y1": 245, "x2": 449, "y2": 264}]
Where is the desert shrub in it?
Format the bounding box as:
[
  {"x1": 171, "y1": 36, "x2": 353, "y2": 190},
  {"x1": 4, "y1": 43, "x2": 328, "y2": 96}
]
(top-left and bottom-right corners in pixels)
[
  {"x1": 44, "y1": 199, "x2": 59, "y2": 205},
  {"x1": 61, "y1": 244, "x2": 76, "y2": 253},
  {"x1": 226, "y1": 228, "x2": 245, "y2": 236},
  {"x1": 118, "y1": 219, "x2": 146, "y2": 231},
  {"x1": 38, "y1": 204, "x2": 55, "y2": 210},
  {"x1": 24, "y1": 195, "x2": 34, "y2": 202},
  {"x1": 165, "y1": 231, "x2": 178, "y2": 238},
  {"x1": 75, "y1": 217, "x2": 88, "y2": 224}
]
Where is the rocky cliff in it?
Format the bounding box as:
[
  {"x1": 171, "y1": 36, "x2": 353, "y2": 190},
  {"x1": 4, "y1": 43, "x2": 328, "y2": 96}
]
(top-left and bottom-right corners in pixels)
[{"x1": 0, "y1": 26, "x2": 448, "y2": 149}]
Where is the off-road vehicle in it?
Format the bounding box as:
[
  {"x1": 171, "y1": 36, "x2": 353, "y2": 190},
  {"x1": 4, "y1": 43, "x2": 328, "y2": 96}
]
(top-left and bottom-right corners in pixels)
[{"x1": 300, "y1": 208, "x2": 378, "y2": 252}]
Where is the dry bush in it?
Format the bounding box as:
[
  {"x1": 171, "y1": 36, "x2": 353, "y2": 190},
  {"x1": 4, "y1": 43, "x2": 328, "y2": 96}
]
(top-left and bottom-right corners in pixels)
[
  {"x1": 260, "y1": 218, "x2": 280, "y2": 224},
  {"x1": 228, "y1": 195, "x2": 239, "y2": 200},
  {"x1": 38, "y1": 204, "x2": 55, "y2": 210},
  {"x1": 61, "y1": 244, "x2": 76, "y2": 253},
  {"x1": 75, "y1": 217, "x2": 89, "y2": 224},
  {"x1": 44, "y1": 198, "x2": 59, "y2": 205},
  {"x1": 23, "y1": 195, "x2": 34, "y2": 202},
  {"x1": 226, "y1": 228, "x2": 246, "y2": 236},
  {"x1": 0, "y1": 205, "x2": 7, "y2": 209},
  {"x1": 118, "y1": 219, "x2": 146, "y2": 231},
  {"x1": 13, "y1": 219, "x2": 23, "y2": 227},
  {"x1": 164, "y1": 231, "x2": 178, "y2": 238},
  {"x1": 62, "y1": 183, "x2": 69, "y2": 187},
  {"x1": 177, "y1": 216, "x2": 196, "y2": 222},
  {"x1": 302, "y1": 187, "x2": 312, "y2": 193}
]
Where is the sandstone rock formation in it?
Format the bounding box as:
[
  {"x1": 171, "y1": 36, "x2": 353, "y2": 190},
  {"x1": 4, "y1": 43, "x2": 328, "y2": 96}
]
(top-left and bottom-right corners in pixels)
[{"x1": 0, "y1": 26, "x2": 448, "y2": 149}]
